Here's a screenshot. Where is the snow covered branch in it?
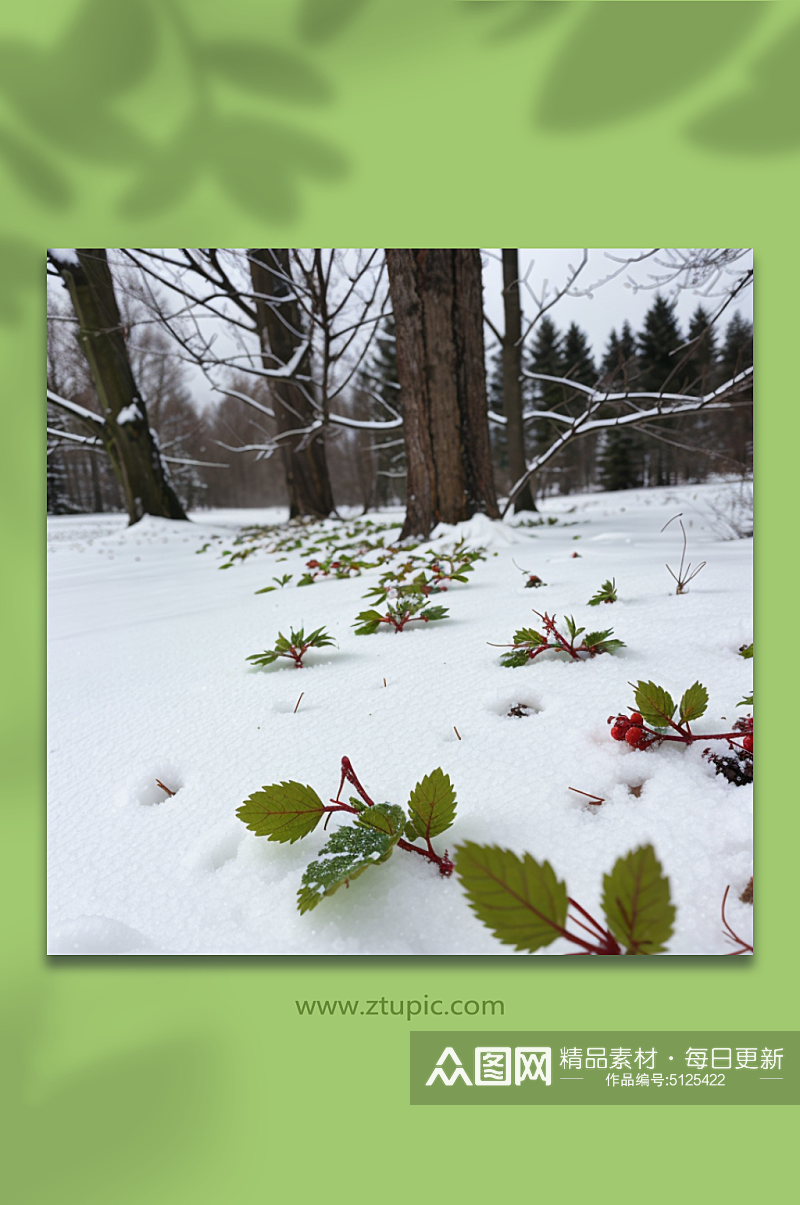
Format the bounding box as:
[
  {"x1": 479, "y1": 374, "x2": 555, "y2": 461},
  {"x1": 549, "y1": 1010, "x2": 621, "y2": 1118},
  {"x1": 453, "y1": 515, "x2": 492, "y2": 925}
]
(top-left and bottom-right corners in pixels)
[
  {"x1": 47, "y1": 390, "x2": 106, "y2": 434},
  {"x1": 502, "y1": 367, "x2": 753, "y2": 516}
]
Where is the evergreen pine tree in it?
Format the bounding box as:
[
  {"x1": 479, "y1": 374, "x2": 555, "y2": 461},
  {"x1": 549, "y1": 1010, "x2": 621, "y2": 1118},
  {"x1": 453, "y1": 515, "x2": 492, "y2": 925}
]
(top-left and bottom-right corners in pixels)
[
  {"x1": 720, "y1": 311, "x2": 753, "y2": 380},
  {"x1": 524, "y1": 317, "x2": 564, "y2": 494},
  {"x1": 637, "y1": 293, "x2": 683, "y2": 485},
  {"x1": 601, "y1": 320, "x2": 638, "y2": 388},
  {"x1": 598, "y1": 322, "x2": 643, "y2": 492},
  {"x1": 718, "y1": 311, "x2": 753, "y2": 472},
  {"x1": 686, "y1": 305, "x2": 719, "y2": 393},
  {"x1": 559, "y1": 322, "x2": 596, "y2": 491}
]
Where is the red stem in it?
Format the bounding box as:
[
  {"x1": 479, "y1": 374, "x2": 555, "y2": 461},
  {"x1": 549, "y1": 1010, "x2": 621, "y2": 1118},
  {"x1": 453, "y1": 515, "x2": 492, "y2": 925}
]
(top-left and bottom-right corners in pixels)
[
  {"x1": 721, "y1": 885, "x2": 753, "y2": 954},
  {"x1": 645, "y1": 726, "x2": 748, "y2": 745}
]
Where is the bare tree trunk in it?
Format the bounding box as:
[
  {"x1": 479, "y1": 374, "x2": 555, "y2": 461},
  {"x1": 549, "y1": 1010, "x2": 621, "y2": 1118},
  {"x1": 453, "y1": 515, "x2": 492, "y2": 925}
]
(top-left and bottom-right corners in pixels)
[
  {"x1": 386, "y1": 248, "x2": 498, "y2": 538},
  {"x1": 501, "y1": 250, "x2": 537, "y2": 512},
  {"x1": 249, "y1": 249, "x2": 334, "y2": 519},
  {"x1": 52, "y1": 250, "x2": 187, "y2": 524}
]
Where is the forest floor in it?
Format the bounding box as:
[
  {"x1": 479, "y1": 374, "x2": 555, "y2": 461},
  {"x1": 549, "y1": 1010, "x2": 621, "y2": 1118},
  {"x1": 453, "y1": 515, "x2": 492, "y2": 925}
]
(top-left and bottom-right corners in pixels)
[{"x1": 47, "y1": 479, "x2": 753, "y2": 955}]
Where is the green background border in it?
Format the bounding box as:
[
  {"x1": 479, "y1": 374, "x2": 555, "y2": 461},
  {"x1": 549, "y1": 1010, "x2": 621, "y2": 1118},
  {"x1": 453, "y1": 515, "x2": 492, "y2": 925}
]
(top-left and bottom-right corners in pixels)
[{"x1": 4, "y1": 1, "x2": 796, "y2": 1199}]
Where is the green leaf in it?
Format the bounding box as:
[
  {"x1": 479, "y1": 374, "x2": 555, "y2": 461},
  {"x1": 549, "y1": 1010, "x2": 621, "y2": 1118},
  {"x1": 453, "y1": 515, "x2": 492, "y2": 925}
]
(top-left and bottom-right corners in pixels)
[
  {"x1": 633, "y1": 681, "x2": 676, "y2": 728},
  {"x1": 407, "y1": 769, "x2": 457, "y2": 841},
  {"x1": 500, "y1": 649, "x2": 532, "y2": 668},
  {"x1": 601, "y1": 845, "x2": 675, "y2": 955},
  {"x1": 420, "y1": 605, "x2": 449, "y2": 622},
  {"x1": 513, "y1": 627, "x2": 544, "y2": 646},
  {"x1": 583, "y1": 629, "x2": 613, "y2": 647},
  {"x1": 237, "y1": 781, "x2": 325, "y2": 843},
  {"x1": 353, "y1": 609, "x2": 383, "y2": 635},
  {"x1": 739, "y1": 643, "x2": 753, "y2": 659},
  {"x1": 356, "y1": 803, "x2": 405, "y2": 837},
  {"x1": 297, "y1": 815, "x2": 402, "y2": 913},
  {"x1": 404, "y1": 819, "x2": 420, "y2": 842},
  {"x1": 591, "y1": 638, "x2": 626, "y2": 654},
  {"x1": 254, "y1": 586, "x2": 276, "y2": 594},
  {"x1": 454, "y1": 842, "x2": 568, "y2": 953},
  {"x1": 679, "y1": 681, "x2": 709, "y2": 724},
  {"x1": 587, "y1": 578, "x2": 617, "y2": 606},
  {"x1": 305, "y1": 626, "x2": 335, "y2": 648},
  {"x1": 245, "y1": 649, "x2": 279, "y2": 666},
  {"x1": 564, "y1": 616, "x2": 585, "y2": 641},
  {"x1": 738, "y1": 693, "x2": 754, "y2": 708}
]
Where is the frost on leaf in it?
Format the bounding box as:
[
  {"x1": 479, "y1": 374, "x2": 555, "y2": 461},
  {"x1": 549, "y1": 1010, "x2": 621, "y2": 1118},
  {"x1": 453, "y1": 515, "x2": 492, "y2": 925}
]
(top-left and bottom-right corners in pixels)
[
  {"x1": 297, "y1": 805, "x2": 405, "y2": 913},
  {"x1": 454, "y1": 842, "x2": 568, "y2": 952},
  {"x1": 601, "y1": 845, "x2": 675, "y2": 955}
]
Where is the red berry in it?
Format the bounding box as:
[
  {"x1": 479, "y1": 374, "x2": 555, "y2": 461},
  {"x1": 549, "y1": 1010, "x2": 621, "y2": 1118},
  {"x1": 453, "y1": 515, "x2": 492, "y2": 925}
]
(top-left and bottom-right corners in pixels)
[
  {"x1": 610, "y1": 726, "x2": 625, "y2": 741},
  {"x1": 742, "y1": 734, "x2": 753, "y2": 753},
  {"x1": 629, "y1": 712, "x2": 643, "y2": 726},
  {"x1": 625, "y1": 726, "x2": 644, "y2": 747}
]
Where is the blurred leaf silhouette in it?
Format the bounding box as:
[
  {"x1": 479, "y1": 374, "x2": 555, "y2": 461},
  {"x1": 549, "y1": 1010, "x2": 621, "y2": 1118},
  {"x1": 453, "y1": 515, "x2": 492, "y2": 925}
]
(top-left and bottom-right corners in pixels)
[
  {"x1": 117, "y1": 119, "x2": 205, "y2": 219},
  {"x1": 0, "y1": 237, "x2": 40, "y2": 323},
  {"x1": 200, "y1": 41, "x2": 333, "y2": 104},
  {"x1": 55, "y1": 0, "x2": 158, "y2": 96},
  {"x1": 295, "y1": 0, "x2": 373, "y2": 44},
  {"x1": 2, "y1": 988, "x2": 214, "y2": 1204},
  {"x1": 687, "y1": 17, "x2": 800, "y2": 154},
  {"x1": 0, "y1": 129, "x2": 72, "y2": 209},
  {"x1": 459, "y1": 1, "x2": 566, "y2": 43},
  {"x1": 213, "y1": 116, "x2": 347, "y2": 221},
  {"x1": 0, "y1": 0, "x2": 154, "y2": 172},
  {"x1": 536, "y1": 2, "x2": 765, "y2": 131},
  {"x1": 0, "y1": 0, "x2": 346, "y2": 220}
]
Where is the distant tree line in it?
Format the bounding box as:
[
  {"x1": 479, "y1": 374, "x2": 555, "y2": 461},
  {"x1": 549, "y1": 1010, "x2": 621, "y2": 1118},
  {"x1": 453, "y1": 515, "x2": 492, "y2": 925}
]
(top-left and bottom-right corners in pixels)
[
  {"x1": 46, "y1": 250, "x2": 753, "y2": 534},
  {"x1": 488, "y1": 296, "x2": 752, "y2": 498}
]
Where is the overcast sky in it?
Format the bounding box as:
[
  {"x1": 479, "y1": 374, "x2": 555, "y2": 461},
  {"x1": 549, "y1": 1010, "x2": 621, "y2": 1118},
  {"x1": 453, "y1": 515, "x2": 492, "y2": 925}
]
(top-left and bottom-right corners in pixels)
[
  {"x1": 481, "y1": 248, "x2": 753, "y2": 361},
  {"x1": 49, "y1": 249, "x2": 753, "y2": 409}
]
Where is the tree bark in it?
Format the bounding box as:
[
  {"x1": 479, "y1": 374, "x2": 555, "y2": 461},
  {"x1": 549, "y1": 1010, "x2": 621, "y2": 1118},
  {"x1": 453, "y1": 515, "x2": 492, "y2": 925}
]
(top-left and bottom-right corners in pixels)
[
  {"x1": 53, "y1": 249, "x2": 187, "y2": 524},
  {"x1": 249, "y1": 249, "x2": 334, "y2": 519},
  {"x1": 501, "y1": 249, "x2": 537, "y2": 512},
  {"x1": 386, "y1": 248, "x2": 498, "y2": 538}
]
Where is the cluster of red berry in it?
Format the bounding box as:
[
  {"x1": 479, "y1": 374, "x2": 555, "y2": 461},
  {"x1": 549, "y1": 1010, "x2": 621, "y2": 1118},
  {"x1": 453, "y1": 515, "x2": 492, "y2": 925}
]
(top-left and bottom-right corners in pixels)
[{"x1": 608, "y1": 712, "x2": 648, "y2": 748}]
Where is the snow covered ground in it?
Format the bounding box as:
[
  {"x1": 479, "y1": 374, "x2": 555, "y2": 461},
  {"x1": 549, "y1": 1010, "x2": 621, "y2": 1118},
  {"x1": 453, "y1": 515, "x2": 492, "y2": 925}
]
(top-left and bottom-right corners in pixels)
[{"x1": 47, "y1": 481, "x2": 753, "y2": 955}]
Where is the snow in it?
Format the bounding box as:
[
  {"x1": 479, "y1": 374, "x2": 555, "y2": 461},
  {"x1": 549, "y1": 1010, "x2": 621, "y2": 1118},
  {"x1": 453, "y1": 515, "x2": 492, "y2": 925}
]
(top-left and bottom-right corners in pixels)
[
  {"x1": 116, "y1": 402, "x2": 143, "y2": 425},
  {"x1": 49, "y1": 248, "x2": 80, "y2": 265},
  {"x1": 47, "y1": 482, "x2": 753, "y2": 955}
]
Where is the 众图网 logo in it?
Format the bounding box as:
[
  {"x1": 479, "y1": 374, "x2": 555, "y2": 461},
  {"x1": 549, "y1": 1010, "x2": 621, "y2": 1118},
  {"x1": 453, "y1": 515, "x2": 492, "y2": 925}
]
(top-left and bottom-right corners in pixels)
[{"x1": 426, "y1": 1046, "x2": 552, "y2": 1087}]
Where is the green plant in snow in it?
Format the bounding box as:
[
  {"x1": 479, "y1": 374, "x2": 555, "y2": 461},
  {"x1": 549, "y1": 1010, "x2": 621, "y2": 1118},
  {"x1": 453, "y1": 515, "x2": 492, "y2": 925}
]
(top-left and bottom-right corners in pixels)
[
  {"x1": 236, "y1": 758, "x2": 457, "y2": 913},
  {"x1": 495, "y1": 611, "x2": 625, "y2": 667},
  {"x1": 353, "y1": 594, "x2": 449, "y2": 634},
  {"x1": 245, "y1": 626, "x2": 335, "y2": 670},
  {"x1": 455, "y1": 842, "x2": 675, "y2": 955},
  {"x1": 587, "y1": 578, "x2": 617, "y2": 606},
  {"x1": 254, "y1": 573, "x2": 293, "y2": 593}
]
